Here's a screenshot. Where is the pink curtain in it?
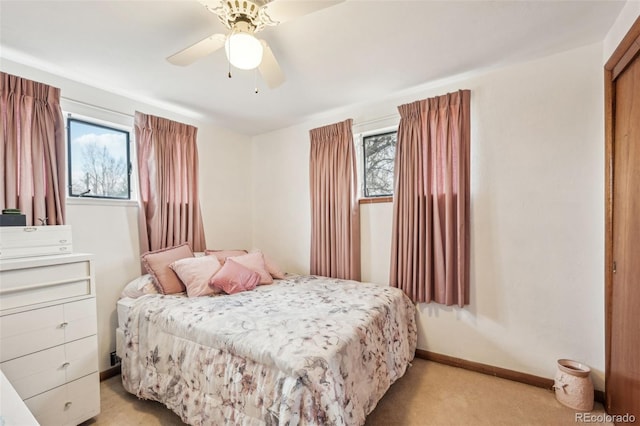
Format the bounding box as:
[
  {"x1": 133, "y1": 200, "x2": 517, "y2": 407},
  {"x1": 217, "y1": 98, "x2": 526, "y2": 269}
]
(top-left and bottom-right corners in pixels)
[
  {"x1": 390, "y1": 90, "x2": 471, "y2": 306},
  {"x1": 135, "y1": 111, "x2": 206, "y2": 254},
  {"x1": 0, "y1": 73, "x2": 66, "y2": 226},
  {"x1": 309, "y1": 119, "x2": 361, "y2": 281}
]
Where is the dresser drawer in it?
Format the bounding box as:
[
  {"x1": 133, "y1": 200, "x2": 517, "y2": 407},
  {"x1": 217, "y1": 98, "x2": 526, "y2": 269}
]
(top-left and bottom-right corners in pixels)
[
  {"x1": 0, "y1": 304, "x2": 64, "y2": 362},
  {"x1": 0, "y1": 299, "x2": 97, "y2": 362},
  {"x1": 1, "y1": 344, "x2": 66, "y2": 399},
  {"x1": 24, "y1": 372, "x2": 100, "y2": 426},
  {"x1": 0, "y1": 259, "x2": 91, "y2": 311},
  {"x1": 65, "y1": 335, "x2": 99, "y2": 383},
  {"x1": 0, "y1": 226, "x2": 72, "y2": 260},
  {"x1": 1, "y1": 335, "x2": 98, "y2": 400},
  {"x1": 64, "y1": 298, "x2": 98, "y2": 342}
]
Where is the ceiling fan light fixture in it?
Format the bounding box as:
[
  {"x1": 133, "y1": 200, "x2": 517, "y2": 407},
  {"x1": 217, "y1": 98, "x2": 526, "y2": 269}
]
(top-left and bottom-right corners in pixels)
[{"x1": 224, "y1": 31, "x2": 264, "y2": 70}]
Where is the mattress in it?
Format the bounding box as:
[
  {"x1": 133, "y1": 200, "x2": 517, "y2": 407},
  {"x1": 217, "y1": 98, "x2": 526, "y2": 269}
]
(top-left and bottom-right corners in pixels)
[
  {"x1": 115, "y1": 297, "x2": 136, "y2": 359},
  {"x1": 117, "y1": 297, "x2": 136, "y2": 328},
  {"x1": 119, "y1": 275, "x2": 417, "y2": 425}
]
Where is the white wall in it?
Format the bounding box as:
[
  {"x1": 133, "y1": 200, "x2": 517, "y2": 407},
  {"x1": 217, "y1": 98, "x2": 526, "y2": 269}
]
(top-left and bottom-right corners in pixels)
[
  {"x1": 252, "y1": 43, "x2": 605, "y2": 389},
  {"x1": 0, "y1": 60, "x2": 253, "y2": 372},
  {"x1": 603, "y1": 1, "x2": 640, "y2": 62}
]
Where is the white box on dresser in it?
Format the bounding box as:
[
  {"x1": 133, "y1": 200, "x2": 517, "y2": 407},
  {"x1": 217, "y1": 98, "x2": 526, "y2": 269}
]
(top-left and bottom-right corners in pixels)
[
  {"x1": 0, "y1": 226, "x2": 73, "y2": 259},
  {"x1": 0, "y1": 253, "x2": 100, "y2": 426}
]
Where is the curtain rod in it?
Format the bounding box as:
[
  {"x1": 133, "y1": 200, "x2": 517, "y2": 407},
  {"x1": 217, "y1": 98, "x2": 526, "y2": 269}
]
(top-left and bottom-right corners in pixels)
[{"x1": 61, "y1": 97, "x2": 134, "y2": 119}]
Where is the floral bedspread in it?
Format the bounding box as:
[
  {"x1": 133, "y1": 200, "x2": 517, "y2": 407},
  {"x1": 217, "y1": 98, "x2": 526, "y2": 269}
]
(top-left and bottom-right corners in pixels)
[{"x1": 121, "y1": 275, "x2": 417, "y2": 426}]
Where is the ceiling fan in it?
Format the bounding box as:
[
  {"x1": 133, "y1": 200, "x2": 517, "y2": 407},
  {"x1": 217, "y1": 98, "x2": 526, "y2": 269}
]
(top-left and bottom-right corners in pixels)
[{"x1": 167, "y1": 0, "x2": 343, "y2": 89}]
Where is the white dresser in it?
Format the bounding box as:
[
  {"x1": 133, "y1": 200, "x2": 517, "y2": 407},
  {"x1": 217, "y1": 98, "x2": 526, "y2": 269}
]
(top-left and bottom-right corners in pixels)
[{"x1": 0, "y1": 253, "x2": 100, "y2": 426}]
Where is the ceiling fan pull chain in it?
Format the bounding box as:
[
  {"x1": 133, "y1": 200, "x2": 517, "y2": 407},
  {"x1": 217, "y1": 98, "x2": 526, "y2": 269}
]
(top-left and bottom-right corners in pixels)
[
  {"x1": 254, "y1": 68, "x2": 259, "y2": 94},
  {"x1": 228, "y1": 29, "x2": 234, "y2": 79}
]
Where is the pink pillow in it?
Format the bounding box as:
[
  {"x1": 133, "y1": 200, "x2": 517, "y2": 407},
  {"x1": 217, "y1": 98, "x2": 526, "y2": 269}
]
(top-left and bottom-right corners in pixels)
[
  {"x1": 205, "y1": 249, "x2": 248, "y2": 265},
  {"x1": 209, "y1": 259, "x2": 259, "y2": 294},
  {"x1": 251, "y1": 250, "x2": 286, "y2": 279},
  {"x1": 169, "y1": 255, "x2": 222, "y2": 297},
  {"x1": 228, "y1": 252, "x2": 273, "y2": 285},
  {"x1": 141, "y1": 243, "x2": 194, "y2": 294}
]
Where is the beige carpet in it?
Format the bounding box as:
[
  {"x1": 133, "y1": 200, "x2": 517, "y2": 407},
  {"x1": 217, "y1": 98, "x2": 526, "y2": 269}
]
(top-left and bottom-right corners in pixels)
[{"x1": 85, "y1": 359, "x2": 611, "y2": 425}]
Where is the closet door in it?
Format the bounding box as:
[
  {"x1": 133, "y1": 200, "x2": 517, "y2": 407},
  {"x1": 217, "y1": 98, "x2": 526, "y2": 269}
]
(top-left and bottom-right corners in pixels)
[{"x1": 606, "y1": 18, "x2": 640, "y2": 420}]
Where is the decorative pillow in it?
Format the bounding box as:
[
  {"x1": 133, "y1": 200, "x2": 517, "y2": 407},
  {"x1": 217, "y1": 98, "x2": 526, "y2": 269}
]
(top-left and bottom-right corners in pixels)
[
  {"x1": 227, "y1": 251, "x2": 273, "y2": 285},
  {"x1": 141, "y1": 243, "x2": 194, "y2": 294},
  {"x1": 120, "y1": 274, "x2": 158, "y2": 299},
  {"x1": 209, "y1": 258, "x2": 260, "y2": 295},
  {"x1": 250, "y1": 249, "x2": 286, "y2": 279},
  {"x1": 205, "y1": 249, "x2": 248, "y2": 265},
  {"x1": 169, "y1": 255, "x2": 222, "y2": 297}
]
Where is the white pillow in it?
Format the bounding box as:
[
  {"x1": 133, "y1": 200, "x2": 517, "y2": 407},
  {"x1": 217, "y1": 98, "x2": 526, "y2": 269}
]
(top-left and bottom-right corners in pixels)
[{"x1": 120, "y1": 274, "x2": 159, "y2": 299}]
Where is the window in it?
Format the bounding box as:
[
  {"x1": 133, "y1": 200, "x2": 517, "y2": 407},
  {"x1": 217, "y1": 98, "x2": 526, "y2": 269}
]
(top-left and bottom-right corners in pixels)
[
  {"x1": 67, "y1": 117, "x2": 131, "y2": 199},
  {"x1": 362, "y1": 131, "x2": 397, "y2": 197}
]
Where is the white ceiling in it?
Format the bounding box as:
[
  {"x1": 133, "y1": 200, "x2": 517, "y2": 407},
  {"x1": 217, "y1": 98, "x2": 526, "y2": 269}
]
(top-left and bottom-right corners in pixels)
[{"x1": 0, "y1": 0, "x2": 625, "y2": 136}]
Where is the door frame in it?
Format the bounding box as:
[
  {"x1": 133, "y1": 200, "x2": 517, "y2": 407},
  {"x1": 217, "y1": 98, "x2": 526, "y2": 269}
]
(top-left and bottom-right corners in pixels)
[{"x1": 604, "y1": 15, "x2": 640, "y2": 411}]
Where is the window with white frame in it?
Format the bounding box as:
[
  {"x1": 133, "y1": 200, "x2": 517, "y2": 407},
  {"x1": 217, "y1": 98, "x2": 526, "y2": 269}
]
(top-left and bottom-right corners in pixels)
[
  {"x1": 67, "y1": 117, "x2": 132, "y2": 199},
  {"x1": 361, "y1": 130, "x2": 397, "y2": 197}
]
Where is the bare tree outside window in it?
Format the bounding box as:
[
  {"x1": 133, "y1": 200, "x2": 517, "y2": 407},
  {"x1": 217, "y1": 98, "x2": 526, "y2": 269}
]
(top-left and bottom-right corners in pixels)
[
  {"x1": 67, "y1": 118, "x2": 131, "y2": 199},
  {"x1": 363, "y1": 131, "x2": 397, "y2": 197}
]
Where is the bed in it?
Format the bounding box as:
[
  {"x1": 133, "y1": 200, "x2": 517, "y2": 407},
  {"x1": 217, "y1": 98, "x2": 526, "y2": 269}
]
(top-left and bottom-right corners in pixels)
[{"x1": 116, "y1": 274, "x2": 417, "y2": 425}]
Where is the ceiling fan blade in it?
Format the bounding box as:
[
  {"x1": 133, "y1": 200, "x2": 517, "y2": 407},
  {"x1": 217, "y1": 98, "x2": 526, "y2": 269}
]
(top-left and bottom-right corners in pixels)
[
  {"x1": 258, "y1": 40, "x2": 285, "y2": 89},
  {"x1": 167, "y1": 33, "x2": 226, "y2": 66},
  {"x1": 263, "y1": 0, "x2": 344, "y2": 24},
  {"x1": 198, "y1": 0, "x2": 224, "y2": 15}
]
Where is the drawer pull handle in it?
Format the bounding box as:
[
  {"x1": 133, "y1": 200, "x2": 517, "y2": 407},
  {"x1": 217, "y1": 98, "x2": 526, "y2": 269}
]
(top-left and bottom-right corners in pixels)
[
  {"x1": 23, "y1": 227, "x2": 37, "y2": 232},
  {"x1": 62, "y1": 362, "x2": 70, "y2": 368},
  {"x1": 60, "y1": 322, "x2": 69, "y2": 328},
  {"x1": 59, "y1": 246, "x2": 68, "y2": 251},
  {"x1": 64, "y1": 401, "x2": 72, "y2": 409},
  {"x1": 59, "y1": 239, "x2": 68, "y2": 243}
]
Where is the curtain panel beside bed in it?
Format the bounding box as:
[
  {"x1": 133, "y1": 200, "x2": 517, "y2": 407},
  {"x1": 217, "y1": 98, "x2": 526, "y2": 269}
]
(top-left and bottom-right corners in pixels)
[
  {"x1": 390, "y1": 90, "x2": 471, "y2": 307},
  {"x1": 309, "y1": 119, "x2": 361, "y2": 281},
  {"x1": 134, "y1": 111, "x2": 206, "y2": 254},
  {"x1": 0, "y1": 72, "x2": 66, "y2": 225}
]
